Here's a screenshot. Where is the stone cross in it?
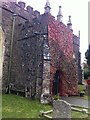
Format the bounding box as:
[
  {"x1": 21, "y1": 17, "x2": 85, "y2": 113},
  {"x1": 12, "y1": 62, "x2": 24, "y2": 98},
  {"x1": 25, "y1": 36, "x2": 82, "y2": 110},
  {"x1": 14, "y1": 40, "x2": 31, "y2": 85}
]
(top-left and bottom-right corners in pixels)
[{"x1": 53, "y1": 100, "x2": 71, "y2": 119}]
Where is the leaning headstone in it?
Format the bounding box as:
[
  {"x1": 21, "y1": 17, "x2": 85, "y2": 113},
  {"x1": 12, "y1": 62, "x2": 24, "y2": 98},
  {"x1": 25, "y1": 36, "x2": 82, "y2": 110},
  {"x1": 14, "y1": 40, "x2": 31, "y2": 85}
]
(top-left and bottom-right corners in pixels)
[{"x1": 53, "y1": 99, "x2": 71, "y2": 119}]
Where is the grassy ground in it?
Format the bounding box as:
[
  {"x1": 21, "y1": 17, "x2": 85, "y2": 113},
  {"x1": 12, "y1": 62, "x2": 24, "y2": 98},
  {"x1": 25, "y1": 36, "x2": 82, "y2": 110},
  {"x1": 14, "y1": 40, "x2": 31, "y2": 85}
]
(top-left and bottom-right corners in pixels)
[
  {"x1": 71, "y1": 106, "x2": 88, "y2": 118},
  {"x1": 2, "y1": 94, "x2": 51, "y2": 118},
  {"x1": 2, "y1": 94, "x2": 89, "y2": 118}
]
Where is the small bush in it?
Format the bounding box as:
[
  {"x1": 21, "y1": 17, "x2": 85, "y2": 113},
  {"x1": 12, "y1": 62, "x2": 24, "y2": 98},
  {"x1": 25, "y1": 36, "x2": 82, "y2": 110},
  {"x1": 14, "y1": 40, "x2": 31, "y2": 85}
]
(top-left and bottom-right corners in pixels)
[
  {"x1": 78, "y1": 85, "x2": 85, "y2": 93},
  {"x1": 52, "y1": 95, "x2": 60, "y2": 100}
]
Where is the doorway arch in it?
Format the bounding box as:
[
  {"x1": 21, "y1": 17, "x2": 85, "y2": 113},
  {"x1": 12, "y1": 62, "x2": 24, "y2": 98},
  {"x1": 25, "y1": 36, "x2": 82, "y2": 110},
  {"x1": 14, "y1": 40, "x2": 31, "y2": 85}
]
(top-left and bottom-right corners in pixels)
[{"x1": 52, "y1": 70, "x2": 61, "y2": 95}]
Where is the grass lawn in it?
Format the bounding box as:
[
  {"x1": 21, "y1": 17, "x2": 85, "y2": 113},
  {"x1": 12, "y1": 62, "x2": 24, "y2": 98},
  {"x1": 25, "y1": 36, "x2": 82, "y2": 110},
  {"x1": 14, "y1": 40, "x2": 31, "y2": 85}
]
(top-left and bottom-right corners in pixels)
[
  {"x1": 2, "y1": 94, "x2": 52, "y2": 118},
  {"x1": 2, "y1": 94, "x2": 90, "y2": 119},
  {"x1": 71, "y1": 109, "x2": 88, "y2": 118}
]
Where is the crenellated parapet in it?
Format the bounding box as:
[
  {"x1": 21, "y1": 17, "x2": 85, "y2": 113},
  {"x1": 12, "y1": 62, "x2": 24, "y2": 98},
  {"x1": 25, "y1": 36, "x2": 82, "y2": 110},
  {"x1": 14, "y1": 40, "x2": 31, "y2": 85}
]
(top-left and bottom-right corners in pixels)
[{"x1": 1, "y1": 1, "x2": 41, "y2": 20}]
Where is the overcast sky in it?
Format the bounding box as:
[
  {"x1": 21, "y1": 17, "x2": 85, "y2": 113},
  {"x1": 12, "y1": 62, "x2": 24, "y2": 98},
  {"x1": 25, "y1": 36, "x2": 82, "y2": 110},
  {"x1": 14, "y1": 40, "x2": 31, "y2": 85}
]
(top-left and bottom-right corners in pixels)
[{"x1": 17, "y1": 0, "x2": 89, "y2": 63}]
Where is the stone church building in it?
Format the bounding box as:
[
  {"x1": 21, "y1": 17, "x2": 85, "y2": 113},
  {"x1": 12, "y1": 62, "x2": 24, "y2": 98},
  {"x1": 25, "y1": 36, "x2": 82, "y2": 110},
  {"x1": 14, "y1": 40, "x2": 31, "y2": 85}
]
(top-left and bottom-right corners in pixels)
[{"x1": 0, "y1": 0, "x2": 82, "y2": 99}]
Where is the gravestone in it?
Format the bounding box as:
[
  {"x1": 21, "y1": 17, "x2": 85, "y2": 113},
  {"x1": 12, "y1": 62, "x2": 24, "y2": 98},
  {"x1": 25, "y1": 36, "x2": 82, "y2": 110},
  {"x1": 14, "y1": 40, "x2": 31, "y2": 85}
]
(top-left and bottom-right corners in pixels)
[{"x1": 53, "y1": 100, "x2": 71, "y2": 119}]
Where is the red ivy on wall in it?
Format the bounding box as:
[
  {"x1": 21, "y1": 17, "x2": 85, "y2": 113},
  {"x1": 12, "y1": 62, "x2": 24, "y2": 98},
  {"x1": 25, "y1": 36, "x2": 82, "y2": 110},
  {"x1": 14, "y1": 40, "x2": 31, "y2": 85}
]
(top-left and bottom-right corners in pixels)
[{"x1": 48, "y1": 14, "x2": 78, "y2": 96}]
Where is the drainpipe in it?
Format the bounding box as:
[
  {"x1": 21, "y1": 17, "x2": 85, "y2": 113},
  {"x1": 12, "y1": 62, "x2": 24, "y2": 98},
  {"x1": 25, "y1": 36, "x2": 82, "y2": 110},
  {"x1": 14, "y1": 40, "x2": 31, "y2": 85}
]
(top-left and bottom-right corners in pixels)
[{"x1": 7, "y1": 13, "x2": 17, "y2": 93}]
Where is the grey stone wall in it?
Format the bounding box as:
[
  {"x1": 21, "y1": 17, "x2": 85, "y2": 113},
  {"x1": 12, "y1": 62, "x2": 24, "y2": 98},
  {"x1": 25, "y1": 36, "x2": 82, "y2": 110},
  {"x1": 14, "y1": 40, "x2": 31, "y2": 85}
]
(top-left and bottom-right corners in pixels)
[
  {"x1": 1, "y1": 1, "x2": 48, "y2": 99},
  {"x1": 9, "y1": 19, "x2": 47, "y2": 99},
  {"x1": 73, "y1": 35, "x2": 82, "y2": 84},
  {"x1": 1, "y1": 1, "x2": 40, "y2": 92}
]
